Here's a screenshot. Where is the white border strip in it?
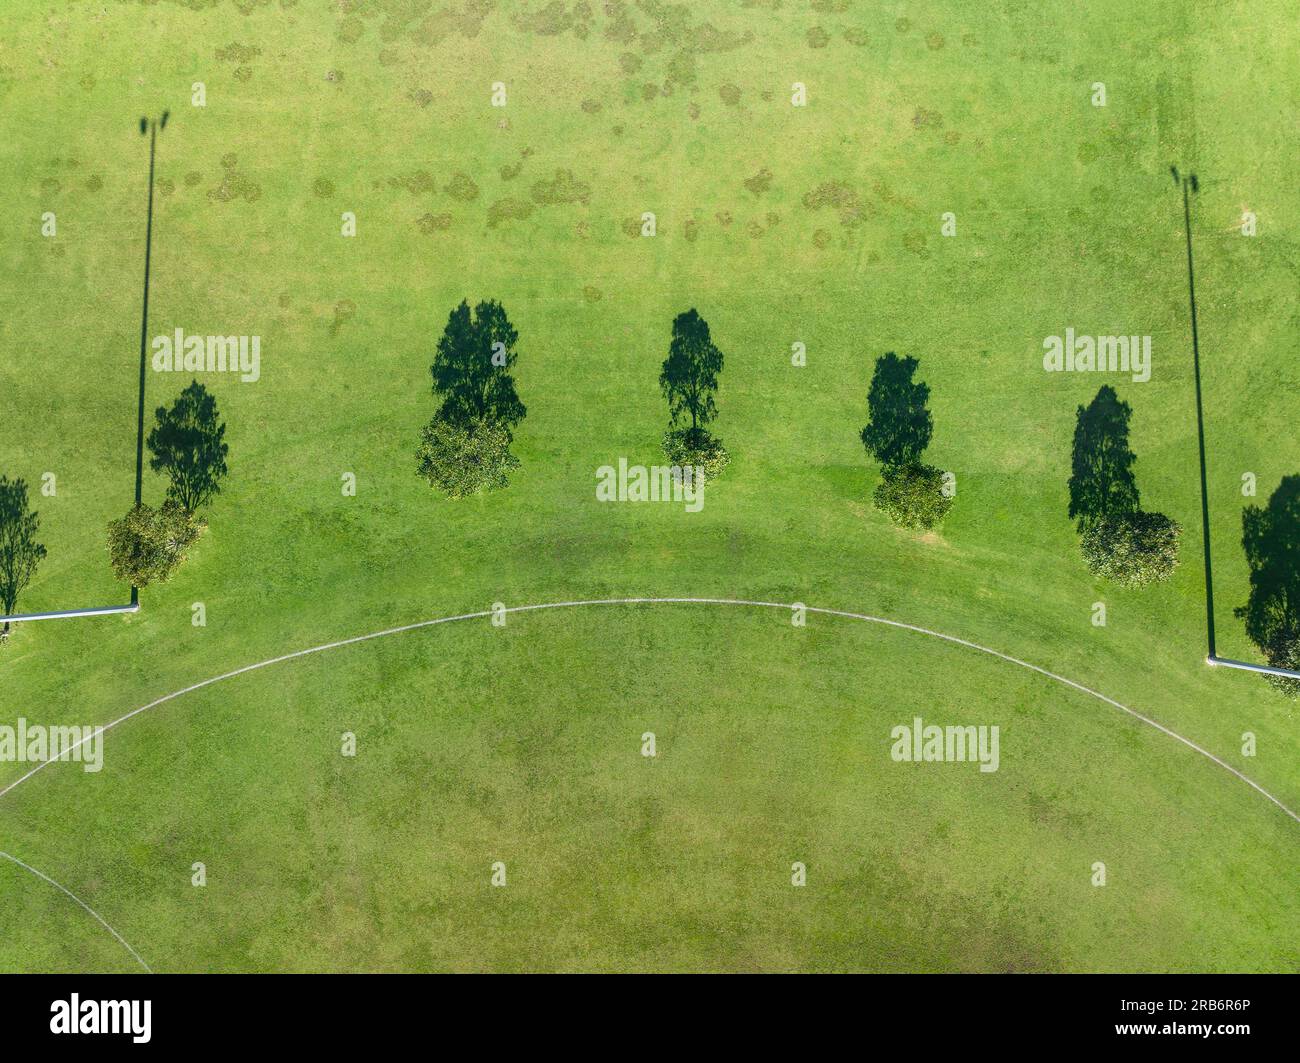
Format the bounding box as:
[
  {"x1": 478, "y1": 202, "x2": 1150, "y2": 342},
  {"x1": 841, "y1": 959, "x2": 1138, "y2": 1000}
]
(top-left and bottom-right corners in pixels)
[{"x1": 0, "y1": 603, "x2": 138, "y2": 624}]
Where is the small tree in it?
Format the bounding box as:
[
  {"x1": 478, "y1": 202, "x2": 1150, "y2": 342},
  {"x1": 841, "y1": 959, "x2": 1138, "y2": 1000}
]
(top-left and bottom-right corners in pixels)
[
  {"x1": 147, "y1": 380, "x2": 229, "y2": 512},
  {"x1": 1081, "y1": 511, "x2": 1181, "y2": 587},
  {"x1": 430, "y1": 299, "x2": 526, "y2": 436},
  {"x1": 659, "y1": 308, "x2": 723, "y2": 447},
  {"x1": 106, "y1": 501, "x2": 205, "y2": 589},
  {"x1": 416, "y1": 416, "x2": 520, "y2": 499},
  {"x1": 1068, "y1": 385, "x2": 1139, "y2": 530},
  {"x1": 0, "y1": 477, "x2": 46, "y2": 640},
  {"x1": 873, "y1": 463, "x2": 952, "y2": 530},
  {"x1": 860, "y1": 353, "x2": 932, "y2": 470}
]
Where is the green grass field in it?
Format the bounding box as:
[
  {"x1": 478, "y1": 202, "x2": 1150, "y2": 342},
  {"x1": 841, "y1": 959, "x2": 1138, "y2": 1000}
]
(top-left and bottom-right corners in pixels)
[{"x1": 0, "y1": 0, "x2": 1296, "y2": 973}]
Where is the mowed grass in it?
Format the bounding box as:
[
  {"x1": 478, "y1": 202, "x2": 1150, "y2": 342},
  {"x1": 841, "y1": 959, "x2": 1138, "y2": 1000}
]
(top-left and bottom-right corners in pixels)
[
  {"x1": 0, "y1": 2, "x2": 1296, "y2": 971},
  {"x1": 1, "y1": 606, "x2": 1296, "y2": 973}
]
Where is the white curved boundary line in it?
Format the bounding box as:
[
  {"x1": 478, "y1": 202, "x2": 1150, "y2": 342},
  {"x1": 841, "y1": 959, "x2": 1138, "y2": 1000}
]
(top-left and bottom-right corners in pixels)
[
  {"x1": 0, "y1": 849, "x2": 152, "y2": 973},
  {"x1": 1, "y1": 598, "x2": 1295, "y2": 828}
]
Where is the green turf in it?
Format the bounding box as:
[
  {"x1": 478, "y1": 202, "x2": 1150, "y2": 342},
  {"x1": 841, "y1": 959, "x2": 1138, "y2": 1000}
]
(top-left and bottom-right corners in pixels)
[{"x1": 0, "y1": 1, "x2": 1296, "y2": 973}]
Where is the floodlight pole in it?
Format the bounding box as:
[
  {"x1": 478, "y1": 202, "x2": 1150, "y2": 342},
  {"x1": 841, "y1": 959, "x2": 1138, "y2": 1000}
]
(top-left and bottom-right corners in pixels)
[{"x1": 1178, "y1": 171, "x2": 1217, "y2": 661}]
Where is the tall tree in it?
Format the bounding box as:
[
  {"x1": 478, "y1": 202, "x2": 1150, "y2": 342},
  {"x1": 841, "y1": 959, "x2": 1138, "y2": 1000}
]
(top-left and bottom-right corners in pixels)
[
  {"x1": 860, "y1": 352, "x2": 933, "y2": 469},
  {"x1": 430, "y1": 299, "x2": 526, "y2": 436},
  {"x1": 659, "y1": 308, "x2": 723, "y2": 444},
  {"x1": 147, "y1": 380, "x2": 229, "y2": 512},
  {"x1": 1068, "y1": 385, "x2": 1139, "y2": 530},
  {"x1": 0, "y1": 477, "x2": 46, "y2": 639}
]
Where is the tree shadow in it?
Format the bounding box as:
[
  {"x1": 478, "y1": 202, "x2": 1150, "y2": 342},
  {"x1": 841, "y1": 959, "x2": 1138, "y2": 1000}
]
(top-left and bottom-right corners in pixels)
[
  {"x1": 1068, "y1": 385, "x2": 1139, "y2": 530},
  {"x1": 1236, "y1": 475, "x2": 1300, "y2": 685},
  {"x1": 860, "y1": 352, "x2": 932, "y2": 469}
]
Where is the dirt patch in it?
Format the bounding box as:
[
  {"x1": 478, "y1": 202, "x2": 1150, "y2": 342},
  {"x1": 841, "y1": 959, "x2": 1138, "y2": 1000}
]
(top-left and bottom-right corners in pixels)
[
  {"x1": 744, "y1": 167, "x2": 773, "y2": 196},
  {"x1": 844, "y1": 28, "x2": 869, "y2": 46},
  {"x1": 619, "y1": 52, "x2": 643, "y2": 75},
  {"x1": 812, "y1": 229, "x2": 831, "y2": 249},
  {"x1": 445, "y1": 172, "x2": 479, "y2": 201},
  {"x1": 208, "y1": 153, "x2": 261, "y2": 204},
  {"x1": 338, "y1": 17, "x2": 365, "y2": 44},
  {"x1": 621, "y1": 215, "x2": 644, "y2": 238},
  {"x1": 581, "y1": 98, "x2": 602, "y2": 114},
  {"x1": 157, "y1": 178, "x2": 175, "y2": 197},
  {"x1": 85, "y1": 174, "x2": 103, "y2": 193},
  {"x1": 926, "y1": 33, "x2": 945, "y2": 50},
  {"x1": 313, "y1": 178, "x2": 336, "y2": 198},
  {"x1": 802, "y1": 182, "x2": 863, "y2": 226},
  {"x1": 807, "y1": 26, "x2": 830, "y2": 49},
  {"x1": 487, "y1": 197, "x2": 535, "y2": 227},
  {"x1": 417, "y1": 212, "x2": 453, "y2": 234},
  {"x1": 329, "y1": 299, "x2": 356, "y2": 338},
  {"x1": 531, "y1": 168, "x2": 591, "y2": 206},
  {"x1": 389, "y1": 170, "x2": 436, "y2": 195},
  {"x1": 895, "y1": 17, "x2": 911, "y2": 32},
  {"x1": 912, "y1": 107, "x2": 943, "y2": 129},
  {"x1": 184, "y1": 171, "x2": 203, "y2": 187},
  {"x1": 718, "y1": 82, "x2": 741, "y2": 105},
  {"x1": 215, "y1": 43, "x2": 261, "y2": 63},
  {"x1": 582, "y1": 285, "x2": 602, "y2": 302},
  {"x1": 902, "y1": 230, "x2": 929, "y2": 257},
  {"x1": 514, "y1": 1, "x2": 593, "y2": 38},
  {"x1": 682, "y1": 218, "x2": 699, "y2": 242},
  {"x1": 408, "y1": 88, "x2": 434, "y2": 107}
]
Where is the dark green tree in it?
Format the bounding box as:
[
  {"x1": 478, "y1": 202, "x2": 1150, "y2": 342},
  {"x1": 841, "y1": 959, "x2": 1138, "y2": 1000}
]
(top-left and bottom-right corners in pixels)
[
  {"x1": 659, "y1": 308, "x2": 724, "y2": 446},
  {"x1": 1235, "y1": 475, "x2": 1300, "y2": 695},
  {"x1": 0, "y1": 477, "x2": 47, "y2": 640},
  {"x1": 1068, "y1": 385, "x2": 1139, "y2": 530},
  {"x1": 860, "y1": 353, "x2": 933, "y2": 469},
  {"x1": 430, "y1": 299, "x2": 526, "y2": 437},
  {"x1": 106, "y1": 501, "x2": 205, "y2": 589},
  {"x1": 147, "y1": 380, "x2": 229, "y2": 513}
]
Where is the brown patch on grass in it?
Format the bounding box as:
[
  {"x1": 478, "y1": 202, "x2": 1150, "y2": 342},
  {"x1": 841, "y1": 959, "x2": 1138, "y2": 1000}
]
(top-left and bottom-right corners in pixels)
[
  {"x1": 715, "y1": 210, "x2": 733, "y2": 227},
  {"x1": 444, "y1": 172, "x2": 479, "y2": 201},
  {"x1": 844, "y1": 28, "x2": 869, "y2": 46},
  {"x1": 943, "y1": 130, "x2": 962, "y2": 145},
  {"x1": 486, "y1": 198, "x2": 535, "y2": 227},
  {"x1": 215, "y1": 43, "x2": 261, "y2": 63},
  {"x1": 389, "y1": 170, "x2": 436, "y2": 195},
  {"x1": 718, "y1": 82, "x2": 741, "y2": 105},
  {"x1": 408, "y1": 88, "x2": 434, "y2": 107},
  {"x1": 687, "y1": 102, "x2": 700, "y2": 119},
  {"x1": 641, "y1": 82, "x2": 659, "y2": 100},
  {"x1": 902, "y1": 230, "x2": 929, "y2": 257},
  {"x1": 682, "y1": 218, "x2": 700, "y2": 242},
  {"x1": 744, "y1": 167, "x2": 773, "y2": 196},
  {"x1": 157, "y1": 178, "x2": 175, "y2": 197},
  {"x1": 807, "y1": 26, "x2": 830, "y2": 49},
  {"x1": 85, "y1": 174, "x2": 103, "y2": 193},
  {"x1": 582, "y1": 285, "x2": 602, "y2": 302},
  {"x1": 926, "y1": 33, "x2": 945, "y2": 50},
  {"x1": 417, "y1": 212, "x2": 453, "y2": 234},
  {"x1": 620, "y1": 215, "x2": 644, "y2": 238},
  {"x1": 912, "y1": 107, "x2": 943, "y2": 129},
  {"x1": 338, "y1": 17, "x2": 364, "y2": 44},
  {"x1": 581, "y1": 98, "x2": 602, "y2": 113},
  {"x1": 531, "y1": 168, "x2": 591, "y2": 206},
  {"x1": 812, "y1": 228, "x2": 832, "y2": 248},
  {"x1": 208, "y1": 154, "x2": 261, "y2": 204},
  {"x1": 619, "y1": 51, "x2": 643, "y2": 74},
  {"x1": 895, "y1": 17, "x2": 911, "y2": 32},
  {"x1": 184, "y1": 171, "x2": 203, "y2": 187},
  {"x1": 313, "y1": 178, "x2": 335, "y2": 199},
  {"x1": 329, "y1": 299, "x2": 356, "y2": 338},
  {"x1": 802, "y1": 182, "x2": 864, "y2": 226}
]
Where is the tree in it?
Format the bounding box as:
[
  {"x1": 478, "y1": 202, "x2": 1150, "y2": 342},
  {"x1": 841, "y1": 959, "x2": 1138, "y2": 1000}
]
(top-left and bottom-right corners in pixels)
[
  {"x1": 147, "y1": 380, "x2": 229, "y2": 512},
  {"x1": 0, "y1": 477, "x2": 46, "y2": 640},
  {"x1": 873, "y1": 462, "x2": 952, "y2": 530},
  {"x1": 1081, "y1": 511, "x2": 1181, "y2": 587},
  {"x1": 1068, "y1": 385, "x2": 1139, "y2": 530},
  {"x1": 860, "y1": 353, "x2": 932, "y2": 469},
  {"x1": 659, "y1": 308, "x2": 723, "y2": 446},
  {"x1": 430, "y1": 299, "x2": 526, "y2": 437},
  {"x1": 106, "y1": 501, "x2": 205, "y2": 589},
  {"x1": 416, "y1": 416, "x2": 520, "y2": 499},
  {"x1": 1235, "y1": 475, "x2": 1300, "y2": 696}
]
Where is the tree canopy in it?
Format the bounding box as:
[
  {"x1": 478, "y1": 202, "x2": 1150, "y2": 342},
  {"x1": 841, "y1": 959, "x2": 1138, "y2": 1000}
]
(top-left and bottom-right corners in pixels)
[
  {"x1": 860, "y1": 353, "x2": 933, "y2": 469},
  {"x1": 106, "y1": 501, "x2": 205, "y2": 589},
  {"x1": 430, "y1": 299, "x2": 526, "y2": 436},
  {"x1": 147, "y1": 380, "x2": 229, "y2": 513},
  {"x1": 659, "y1": 308, "x2": 723, "y2": 444}
]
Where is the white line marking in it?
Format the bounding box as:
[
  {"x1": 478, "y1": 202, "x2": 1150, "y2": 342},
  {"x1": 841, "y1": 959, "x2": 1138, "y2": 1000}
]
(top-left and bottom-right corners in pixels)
[
  {"x1": 1, "y1": 598, "x2": 1294, "y2": 826},
  {"x1": 0, "y1": 849, "x2": 152, "y2": 972}
]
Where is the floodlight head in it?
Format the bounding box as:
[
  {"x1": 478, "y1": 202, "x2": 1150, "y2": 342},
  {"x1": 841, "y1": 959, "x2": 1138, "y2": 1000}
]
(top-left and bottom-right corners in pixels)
[
  {"x1": 160, "y1": 110, "x2": 169, "y2": 130},
  {"x1": 1170, "y1": 165, "x2": 1179, "y2": 185},
  {"x1": 139, "y1": 117, "x2": 147, "y2": 135},
  {"x1": 1190, "y1": 174, "x2": 1199, "y2": 193}
]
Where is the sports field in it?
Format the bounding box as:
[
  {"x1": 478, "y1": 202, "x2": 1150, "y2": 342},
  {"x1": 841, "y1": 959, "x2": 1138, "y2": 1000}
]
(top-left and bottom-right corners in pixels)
[{"x1": 0, "y1": 1, "x2": 1296, "y2": 973}]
